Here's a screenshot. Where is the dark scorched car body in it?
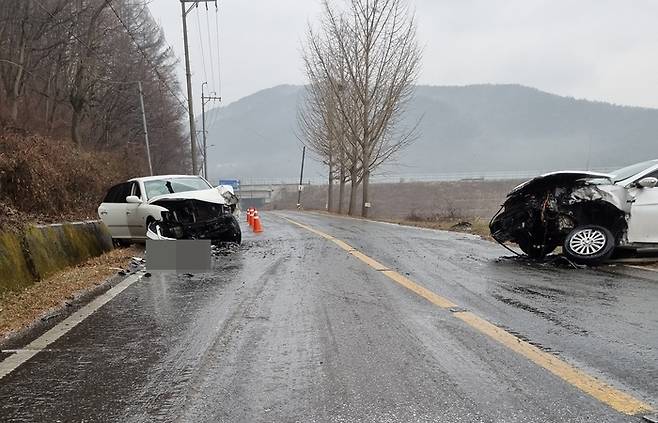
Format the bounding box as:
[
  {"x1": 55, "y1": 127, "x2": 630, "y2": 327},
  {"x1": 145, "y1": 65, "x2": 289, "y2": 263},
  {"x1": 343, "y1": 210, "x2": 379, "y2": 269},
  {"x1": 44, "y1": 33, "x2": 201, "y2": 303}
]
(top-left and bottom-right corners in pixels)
[
  {"x1": 146, "y1": 187, "x2": 242, "y2": 244},
  {"x1": 490, "y1": 172, "x2": 628, "y2": 262},
  {"x1": 147, "y1": 198, "x2": 241, "y2": 244}
]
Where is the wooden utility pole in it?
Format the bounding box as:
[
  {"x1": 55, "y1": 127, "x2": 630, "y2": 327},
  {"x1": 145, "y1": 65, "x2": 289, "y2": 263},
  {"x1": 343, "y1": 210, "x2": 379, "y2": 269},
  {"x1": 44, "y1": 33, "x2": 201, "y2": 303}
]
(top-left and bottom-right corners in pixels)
[
  {"x1": 180, "y1": 0, "x2": 217, "y2": 175},
  {"x1": 137, "y1": 81, "x2": 153, "y2": 176}
]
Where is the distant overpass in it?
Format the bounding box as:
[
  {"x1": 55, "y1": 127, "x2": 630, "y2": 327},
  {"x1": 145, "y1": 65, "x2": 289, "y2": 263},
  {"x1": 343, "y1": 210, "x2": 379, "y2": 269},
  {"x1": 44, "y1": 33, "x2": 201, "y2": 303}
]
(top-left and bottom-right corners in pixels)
[{"x1": 237, "y1": 182, "x2": 311, "y2": 209}]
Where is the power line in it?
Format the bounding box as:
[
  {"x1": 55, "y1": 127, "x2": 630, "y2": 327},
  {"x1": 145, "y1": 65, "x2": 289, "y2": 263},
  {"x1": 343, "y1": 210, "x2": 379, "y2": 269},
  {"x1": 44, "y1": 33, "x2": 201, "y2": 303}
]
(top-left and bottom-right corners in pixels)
[
  {"x1": 35, "y1": 0, "x2": 191, "y2": 115},
  {"x1": 32, "y1": 0, "x2": 185, "y2": 115},
  {"x1": 33, "y1": 0, "x2": 97, "y2": 55},
  {"x1": 106, "y1": 0, "x2": 189, "y2": 113},
  {"x1": 214, "y1": 3, "x2": 222, "y2": 99},
  {"x1": 195, "y1": 7, "x2": 209, "y2": 84},
  {"x1": 204, "y1": 4, "x2": 223, "y2": 132},
  {"x1": 204, "y1": 7, "x2": 217, "y2": 93}
]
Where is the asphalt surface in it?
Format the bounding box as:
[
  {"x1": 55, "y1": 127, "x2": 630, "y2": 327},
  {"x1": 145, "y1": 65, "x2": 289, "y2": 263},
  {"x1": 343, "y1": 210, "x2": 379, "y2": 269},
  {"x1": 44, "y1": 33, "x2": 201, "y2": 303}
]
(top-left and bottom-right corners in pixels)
[{"x1": 0, "y1": 211, "x2": 656, "y2": 422}]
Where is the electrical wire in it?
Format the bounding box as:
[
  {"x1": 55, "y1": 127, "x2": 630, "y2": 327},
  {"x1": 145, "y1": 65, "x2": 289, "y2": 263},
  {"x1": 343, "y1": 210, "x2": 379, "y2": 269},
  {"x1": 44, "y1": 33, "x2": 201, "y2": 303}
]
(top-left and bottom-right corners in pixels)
[
  {"x1": 32, "y1": 0, "x2": 187, "y2": 123},
  {"x1": 195, "y1": 6, "x2": 209, "y2": 85},
  {"x1": 106, "y1": 0, "x2": 189, "y2": 112},
  {"x1": 204, "y1": 2, "x2": 223, "y2": 132},
  {"x1": 204, "y1": 7, "x2": 216, "y2": 93},
  {"x1": 214, "y1": 2, "x2": 222, "y2": 99},
  {"x1": 33, "y1": 0, "x2": 97, "y2": 56},
  {"x1": 35, "y1": 0, "x2": 189, "y2": 112}
]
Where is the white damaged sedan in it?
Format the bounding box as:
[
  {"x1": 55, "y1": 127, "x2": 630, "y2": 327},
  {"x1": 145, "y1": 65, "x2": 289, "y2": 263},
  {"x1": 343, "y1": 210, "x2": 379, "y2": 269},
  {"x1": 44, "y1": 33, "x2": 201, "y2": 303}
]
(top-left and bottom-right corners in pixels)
[{"x1": 98, "y1": 175, "x2": 241, "y2": 245}]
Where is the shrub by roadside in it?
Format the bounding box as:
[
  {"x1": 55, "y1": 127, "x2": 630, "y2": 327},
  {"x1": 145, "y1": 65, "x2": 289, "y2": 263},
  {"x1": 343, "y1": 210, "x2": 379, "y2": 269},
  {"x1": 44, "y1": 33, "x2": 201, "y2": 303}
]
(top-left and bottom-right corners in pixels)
[{"x1": 0, "y1": 130, "x2": 144, "y2": 229}]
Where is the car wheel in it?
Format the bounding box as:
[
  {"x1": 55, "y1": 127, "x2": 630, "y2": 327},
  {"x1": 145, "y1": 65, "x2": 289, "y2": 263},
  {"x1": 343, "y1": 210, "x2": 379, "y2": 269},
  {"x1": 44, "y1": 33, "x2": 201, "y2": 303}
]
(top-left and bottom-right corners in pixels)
[
  {"x1": 217, "y1": 216, "x2": 241, "y2": 244},
  {"x1": 563, "y1": 225, "x2": 615, "y2": 265},
  {"x1": 229, "y1": 216, "x2": 242, "y2": 244},
  {"x1": 517, "y1": 238, "x2": 555, "y2": 259}
]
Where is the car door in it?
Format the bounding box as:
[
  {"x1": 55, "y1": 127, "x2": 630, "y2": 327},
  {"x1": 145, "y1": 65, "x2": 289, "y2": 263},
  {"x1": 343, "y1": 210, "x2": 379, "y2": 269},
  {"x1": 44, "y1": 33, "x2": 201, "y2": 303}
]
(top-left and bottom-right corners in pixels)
[
  {"x1": 98, "y1": 183, "x2": 132, "y2": 238},
  {"x1": 126, "y1": 182, "x2": 150, "y2": 239},
  {"x1": 627, "y1": 171, "x2": 658, "y2": 243}
]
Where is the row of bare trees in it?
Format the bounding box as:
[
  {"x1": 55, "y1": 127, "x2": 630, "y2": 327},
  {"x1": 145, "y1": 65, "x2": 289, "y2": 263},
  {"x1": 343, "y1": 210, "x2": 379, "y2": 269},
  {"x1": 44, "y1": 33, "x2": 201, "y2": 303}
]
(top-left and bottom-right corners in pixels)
[
  {"x1": 0, "y1": 0, "x2": 189, "y2": 174},
  {"x1": 299, "y1": 0, "x2": 421, "y2": 217}
]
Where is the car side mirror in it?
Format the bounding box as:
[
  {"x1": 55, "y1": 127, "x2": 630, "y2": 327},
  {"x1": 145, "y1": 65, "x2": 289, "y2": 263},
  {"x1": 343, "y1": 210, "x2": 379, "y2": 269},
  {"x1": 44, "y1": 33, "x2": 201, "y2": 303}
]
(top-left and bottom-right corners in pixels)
[
  {"x1": 637, "y1": 177, "x2": 658, "y2": 189},
  {"x1": 126, "y1": 195, "x2": 142, "y2": 204}
]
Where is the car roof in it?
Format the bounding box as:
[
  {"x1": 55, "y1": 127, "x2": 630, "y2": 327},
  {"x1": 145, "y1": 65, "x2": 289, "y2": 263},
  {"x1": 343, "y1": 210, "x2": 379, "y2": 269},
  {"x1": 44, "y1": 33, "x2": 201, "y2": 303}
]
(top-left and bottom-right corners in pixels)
[{"x1": 128, "y1": 175, "x2": 202, "y2": 183}]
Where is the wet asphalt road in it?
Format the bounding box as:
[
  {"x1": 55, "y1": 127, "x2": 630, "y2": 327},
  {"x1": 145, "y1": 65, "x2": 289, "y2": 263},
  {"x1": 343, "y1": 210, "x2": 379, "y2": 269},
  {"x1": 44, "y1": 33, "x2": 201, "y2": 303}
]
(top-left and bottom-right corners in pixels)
[{"x1": 0, "y1": 211, "x2": 656, "y2": 422}]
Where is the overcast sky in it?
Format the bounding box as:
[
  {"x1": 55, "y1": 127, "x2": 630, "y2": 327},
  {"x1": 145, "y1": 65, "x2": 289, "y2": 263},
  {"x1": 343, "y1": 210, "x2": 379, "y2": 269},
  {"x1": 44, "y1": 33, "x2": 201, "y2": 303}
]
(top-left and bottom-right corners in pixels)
[{"x1": 148, "y1": 0, "x2": 658, "y2": 111}]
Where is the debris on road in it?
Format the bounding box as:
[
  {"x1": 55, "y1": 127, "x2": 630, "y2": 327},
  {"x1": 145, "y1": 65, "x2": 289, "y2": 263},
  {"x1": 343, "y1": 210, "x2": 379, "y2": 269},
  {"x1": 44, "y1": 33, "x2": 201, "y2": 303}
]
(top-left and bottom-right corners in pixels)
[
  {"x1": 495, "y1": 254, "x2": 586, "y2": 270},
  {"x1": 211, "y1": 243, "x2": 240, "y2": 257}
]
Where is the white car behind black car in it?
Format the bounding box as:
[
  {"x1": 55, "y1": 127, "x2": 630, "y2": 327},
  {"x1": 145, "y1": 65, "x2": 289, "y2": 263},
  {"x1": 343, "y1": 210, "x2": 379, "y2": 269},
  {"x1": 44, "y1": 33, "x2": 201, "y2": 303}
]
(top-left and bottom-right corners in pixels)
[{"x1": 98, "y1": 175, "x2": 241, "y2": 245}]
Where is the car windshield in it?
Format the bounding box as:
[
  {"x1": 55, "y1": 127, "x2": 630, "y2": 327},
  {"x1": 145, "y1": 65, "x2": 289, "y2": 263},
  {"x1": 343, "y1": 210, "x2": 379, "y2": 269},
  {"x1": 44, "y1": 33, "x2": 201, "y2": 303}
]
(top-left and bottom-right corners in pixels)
[
  {"x1": 610, "y1": 160, "x2": 658, "y2": 182},
  {"x1": 143, "y1": 177, "x2": 212, "y2": 199}
]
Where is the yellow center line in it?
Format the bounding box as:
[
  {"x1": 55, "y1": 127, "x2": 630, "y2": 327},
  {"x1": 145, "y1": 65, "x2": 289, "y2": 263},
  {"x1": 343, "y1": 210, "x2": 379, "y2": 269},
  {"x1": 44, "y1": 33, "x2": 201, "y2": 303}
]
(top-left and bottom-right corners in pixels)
[
  {"x1": 280, "y1": 214, "x2": 653, "y2": 416},
  {"x1": 380, "y1": 270, "x2": 458, "y2": 309}
]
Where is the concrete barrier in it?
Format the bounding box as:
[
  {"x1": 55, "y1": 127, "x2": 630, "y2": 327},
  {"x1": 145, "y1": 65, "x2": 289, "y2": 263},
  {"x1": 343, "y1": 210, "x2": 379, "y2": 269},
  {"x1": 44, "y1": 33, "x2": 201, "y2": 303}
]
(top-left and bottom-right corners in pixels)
[{"x1": 0, "y1": 221, "x2": 113, "y2": 295}]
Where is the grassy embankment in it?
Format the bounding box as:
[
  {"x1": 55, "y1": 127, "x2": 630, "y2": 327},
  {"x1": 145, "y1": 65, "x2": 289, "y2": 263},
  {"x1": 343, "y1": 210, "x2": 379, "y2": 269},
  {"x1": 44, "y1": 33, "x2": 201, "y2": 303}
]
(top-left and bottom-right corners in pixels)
[{"x1": 0, "y1": 246, "x2": 142, "y2": 340}]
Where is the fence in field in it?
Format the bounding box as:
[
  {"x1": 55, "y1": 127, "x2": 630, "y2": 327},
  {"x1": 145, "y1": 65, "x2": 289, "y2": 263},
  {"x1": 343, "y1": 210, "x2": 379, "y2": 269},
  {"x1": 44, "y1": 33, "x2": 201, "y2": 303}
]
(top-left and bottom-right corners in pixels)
[{"x1": 238, "y1": 167, "x2": 619, "y2": 187}]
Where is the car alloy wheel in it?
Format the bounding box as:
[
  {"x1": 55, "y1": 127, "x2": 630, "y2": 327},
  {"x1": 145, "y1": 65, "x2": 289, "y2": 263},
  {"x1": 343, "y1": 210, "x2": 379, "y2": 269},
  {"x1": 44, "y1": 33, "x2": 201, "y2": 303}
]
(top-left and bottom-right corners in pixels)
[
  {"x1": 568, "y1": 228, "x2": 607, "y2": 256},
  {"x1": 563, "y1": 225, "x2": 615, "y2": 264}
]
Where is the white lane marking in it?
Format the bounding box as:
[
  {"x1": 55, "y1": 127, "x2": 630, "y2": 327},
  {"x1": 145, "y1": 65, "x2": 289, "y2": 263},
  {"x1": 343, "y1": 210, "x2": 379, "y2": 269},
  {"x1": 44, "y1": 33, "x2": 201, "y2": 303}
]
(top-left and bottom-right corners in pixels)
[{"x1": 0, "y1": 272, "x2": 143, "y2": 381}]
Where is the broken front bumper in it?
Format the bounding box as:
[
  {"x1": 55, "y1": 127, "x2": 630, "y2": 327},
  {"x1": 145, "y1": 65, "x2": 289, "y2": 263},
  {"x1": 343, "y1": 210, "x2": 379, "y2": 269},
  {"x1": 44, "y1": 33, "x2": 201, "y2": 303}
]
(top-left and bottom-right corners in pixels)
[{"x1": 147, "y1": 215, "x2": 241, "y2": 243}]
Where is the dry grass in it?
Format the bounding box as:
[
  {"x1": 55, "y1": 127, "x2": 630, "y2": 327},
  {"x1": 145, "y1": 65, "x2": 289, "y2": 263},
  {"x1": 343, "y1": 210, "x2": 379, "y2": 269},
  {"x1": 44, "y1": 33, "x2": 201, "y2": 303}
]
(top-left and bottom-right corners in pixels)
[
  {"x1": 0, "y1": 245, "x2": 143, "y2": 339},
  {"x1": 0, "y1": 130, "x2": 143, "y2": 227},
  {"x1": 309, "y1": 210, "x2": 492, "y2": 239},
  {"x1": 378, "y1": 217, "x2": 492, "y2": 239}
]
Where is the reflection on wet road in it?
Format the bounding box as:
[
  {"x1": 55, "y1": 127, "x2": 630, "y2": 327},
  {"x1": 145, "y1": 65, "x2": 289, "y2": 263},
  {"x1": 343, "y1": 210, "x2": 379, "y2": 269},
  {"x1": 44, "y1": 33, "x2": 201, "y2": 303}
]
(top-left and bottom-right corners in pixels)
[{"x1": 0, "y1": 211, "x2": 656, "y2": 422}]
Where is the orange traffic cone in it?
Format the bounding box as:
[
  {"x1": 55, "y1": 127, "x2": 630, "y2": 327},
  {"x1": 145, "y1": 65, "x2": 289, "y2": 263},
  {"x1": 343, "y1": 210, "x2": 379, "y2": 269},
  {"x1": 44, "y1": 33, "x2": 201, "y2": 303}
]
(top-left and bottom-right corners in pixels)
[
  {"x1": 247, "y1": 208, "x2": 254, "y2": 226},
  {"x1": 246, "y1": 208, "x2": 252, "y2": 223},
  {"x1": 253, "y1": 210, "x2": 263, "y2": 233}
]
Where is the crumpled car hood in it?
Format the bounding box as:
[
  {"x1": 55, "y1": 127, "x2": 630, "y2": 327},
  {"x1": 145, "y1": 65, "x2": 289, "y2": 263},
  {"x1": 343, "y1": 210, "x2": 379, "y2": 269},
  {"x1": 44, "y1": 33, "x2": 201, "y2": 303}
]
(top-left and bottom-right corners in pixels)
[
  {"x1": 510, "y1": 171, "x2": 613, "y2": 196},
  {"x1": 490, "y1": 169, "x2": 629, "y2": 259},
  {"x1": 148, "y1": 187, "x2": 234, "y2": 205}
]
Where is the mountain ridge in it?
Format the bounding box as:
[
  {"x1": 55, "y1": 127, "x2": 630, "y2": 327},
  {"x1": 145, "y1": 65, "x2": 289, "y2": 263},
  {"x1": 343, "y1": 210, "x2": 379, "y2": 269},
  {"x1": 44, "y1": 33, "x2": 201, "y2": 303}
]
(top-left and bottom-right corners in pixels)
[{"x1": 203, "y1": 84, "x2": 658, "y2": 182}]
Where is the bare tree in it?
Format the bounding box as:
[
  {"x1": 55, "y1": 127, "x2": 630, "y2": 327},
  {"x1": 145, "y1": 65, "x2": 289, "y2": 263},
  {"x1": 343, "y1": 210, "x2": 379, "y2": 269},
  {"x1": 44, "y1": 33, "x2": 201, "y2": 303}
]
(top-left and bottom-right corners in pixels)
[
  {"x1": 301, "y1": 0, "x2": 421, "y2": 217},
  {"x1": 297, "y1": 75, "x2": 348, "y2": 212},
  {"x1": 302, "y1": 13, "x2": 362, "y2": 215}
]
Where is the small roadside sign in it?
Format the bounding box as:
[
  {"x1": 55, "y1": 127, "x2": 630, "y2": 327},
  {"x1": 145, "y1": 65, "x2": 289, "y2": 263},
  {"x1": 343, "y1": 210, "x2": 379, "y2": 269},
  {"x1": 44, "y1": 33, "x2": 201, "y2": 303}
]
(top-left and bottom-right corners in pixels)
[{"x1": 219, "y1": 179, "x2": 240, "y2": 190}]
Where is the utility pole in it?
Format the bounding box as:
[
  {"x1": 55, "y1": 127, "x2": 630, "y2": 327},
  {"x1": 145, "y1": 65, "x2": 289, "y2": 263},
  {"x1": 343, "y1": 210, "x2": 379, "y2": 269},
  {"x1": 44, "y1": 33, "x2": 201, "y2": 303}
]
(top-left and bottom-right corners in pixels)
[
  {"x1": 201, "y1": 81, "x2": 221, "y2": 180},
  {"x1": 137, "y1": 81, "x2": 153, "y2": 176},
  {"x1": 180, "y1": 0, "x2": 217, "y2": 175},
  {"x1": 297, "y1": 146, "x2": 306, "y2": 209}
]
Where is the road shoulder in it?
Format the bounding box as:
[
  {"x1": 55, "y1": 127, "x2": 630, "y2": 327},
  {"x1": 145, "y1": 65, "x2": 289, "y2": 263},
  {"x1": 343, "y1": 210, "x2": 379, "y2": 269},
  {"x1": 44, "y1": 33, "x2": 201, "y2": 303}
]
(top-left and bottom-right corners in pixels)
[{"x1": 0, "y1": 245, "x2": 143, "y2": 350}]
